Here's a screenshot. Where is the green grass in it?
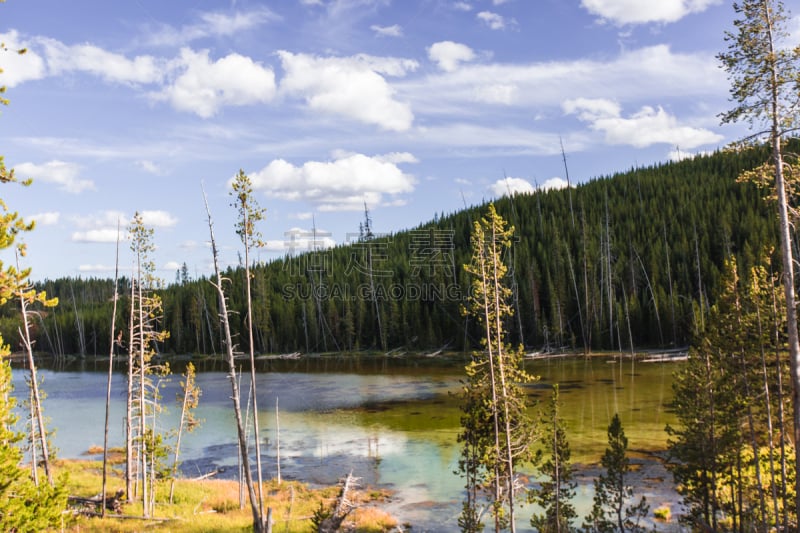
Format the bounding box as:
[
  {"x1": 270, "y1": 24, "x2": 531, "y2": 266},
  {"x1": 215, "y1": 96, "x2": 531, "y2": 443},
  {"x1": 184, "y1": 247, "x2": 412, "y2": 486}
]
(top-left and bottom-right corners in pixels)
[{"x1": 52, "y1": 459, "x2": 397, "y2": 532}]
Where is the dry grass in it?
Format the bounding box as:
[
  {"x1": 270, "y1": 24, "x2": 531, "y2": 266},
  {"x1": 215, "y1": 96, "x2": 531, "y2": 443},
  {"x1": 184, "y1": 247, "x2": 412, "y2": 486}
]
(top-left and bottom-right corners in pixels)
[{"x1": 52, "y1": 459, "x2": 398, "y2": 532}]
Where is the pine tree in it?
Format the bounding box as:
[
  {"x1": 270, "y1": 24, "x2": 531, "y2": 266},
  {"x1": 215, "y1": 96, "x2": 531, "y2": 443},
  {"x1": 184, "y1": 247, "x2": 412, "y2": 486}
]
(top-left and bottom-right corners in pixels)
[
  {"x1": 530, "y1": 384, "x2": 577, "y2": 532},
  {"x1": 459, "y1": 203, "x2": 536, "y2": 532},
  {"x1": 583, "y1": 414, "x2": 649, "y2": 533},
  {"x1": 126, "y1": 212, "x2": 170, "y2": 517},
  {"x1": 230, "y1": 169, "x2": 268, "y2": 526},
  {"x1": 0, "y1": 34, "x2": 68, "y2": 530},
  {"x1": 719, "y1": 1, "x2": 800, "y2": 519}
]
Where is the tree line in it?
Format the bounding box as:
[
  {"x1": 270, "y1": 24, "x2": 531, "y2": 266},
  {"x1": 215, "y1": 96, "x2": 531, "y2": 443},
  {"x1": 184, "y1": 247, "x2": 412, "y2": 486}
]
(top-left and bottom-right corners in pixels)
[{"x1": 4, "y1": 140, "x2": 783, "y2": 359}]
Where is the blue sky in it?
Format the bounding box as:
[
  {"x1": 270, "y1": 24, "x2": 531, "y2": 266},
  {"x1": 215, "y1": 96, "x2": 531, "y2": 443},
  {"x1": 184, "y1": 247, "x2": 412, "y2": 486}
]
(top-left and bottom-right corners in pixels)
[{"x1": 0, "y1": 0, "x2": 792, "y2": 282}]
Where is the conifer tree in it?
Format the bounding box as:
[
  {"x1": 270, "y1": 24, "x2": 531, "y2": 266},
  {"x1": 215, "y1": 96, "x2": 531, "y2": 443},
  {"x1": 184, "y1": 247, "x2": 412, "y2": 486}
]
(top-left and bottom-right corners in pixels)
[
  {"x1": 126, "y1": 212, "x2": 170, "y2": 517},
  {"x1": 583, "y1": 414, "x2": 648, "y2": 533},
  {"x1": 529, "y1": 384, "x2": 576, "y2": 532},
  {"x1": 169, "y1": 362, "x2": 201, "y2": 504},
  {"x1": 718, "y1": 1, "x2": 800, "y2": 519},
  {"x1": 668, "y1": 258, "x2": 795, "y2": 530},
  {"x1": 459, "y1": 203, "x2": 536, "y2": 532},
  {"x1": 0, "y1": 31, "x2": 67, "y2": 530},
  {"x1": 203, "y1": 186, "x2": 267, "y2": 533},
  {"x1": 230, "y1": 169, "x2": 268, "y2": 522}
]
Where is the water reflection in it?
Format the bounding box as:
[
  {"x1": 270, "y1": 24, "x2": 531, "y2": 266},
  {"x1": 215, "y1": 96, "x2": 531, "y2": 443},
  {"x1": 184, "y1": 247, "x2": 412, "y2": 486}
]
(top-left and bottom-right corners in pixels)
[{"x1": 11, "y1": 355, "x2": 681, "y2": 531}]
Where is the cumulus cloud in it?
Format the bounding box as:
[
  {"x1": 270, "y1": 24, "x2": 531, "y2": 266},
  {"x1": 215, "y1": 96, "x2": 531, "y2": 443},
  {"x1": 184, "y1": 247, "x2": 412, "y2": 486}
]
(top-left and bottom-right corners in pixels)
[
  {"x1": 15, "y1": 160, "x2": 94, "y2": 193},
  {"x1": 539, "y1": 177, "x2": 570, "y2": 191},
  {"x1": 454, "y1": 2, "x2": 473, "y2": 11},
  {"x1": 477, "y1": 11, "x2": 508, "y2": 30},
  {"x1": 563, "y1": 97, "x2": 723, "y2": 149},
  {"x1": 153, "y1": 48, "x2": 276, "y2": 117},
  {"x1": 137, "y1": 160, "x2": 163, "y2": 175},
  {"x1": 428, "y1": 41, "x2": 476, "y2": 72},
  {"x1": 70, "y1": 209, "x2": 175, "y2": 243},
  {"x1": 0, "y1": 31, "x2": 46, "y2": 86},
  {"x1": 490, "y1": 177, "x2": 534, "y2": 197},
  {"x1": 581, "y1": 0, "x2": 721, "y2": 25},
  {"x1": 668, "y1": 148, "x2": 713, "y2": 161},
  {"x1": 41, "y1": 39, "x2": 163, "y2": 84},
  {"x1": 278, "y1": 51, "x2": 415, "y2": 131},
  {"x1": 29, "y1": 212, "x2": 60, "y2": 226},
  {"x1": 140, "y1": 210, "x2": 178, "y2": 227},
  {"x1": 72, "y1": 229, "x2": 122, "y2": 243},
  {"x1": 248, "y1": 152, "x2": 416, "y2": 211},
  {"x1": 371, "y1": 24, "x2": 403, "y2": 37}
]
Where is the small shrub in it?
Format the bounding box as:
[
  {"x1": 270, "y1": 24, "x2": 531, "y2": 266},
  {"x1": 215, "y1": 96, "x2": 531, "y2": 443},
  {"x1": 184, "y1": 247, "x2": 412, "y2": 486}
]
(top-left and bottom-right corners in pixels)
[
  {"x1": 654, "y1": 506, "x2": 671, "y2": 521},
  {"x1": 211, "y1": 499, "x2": 239, "y2": 514}
]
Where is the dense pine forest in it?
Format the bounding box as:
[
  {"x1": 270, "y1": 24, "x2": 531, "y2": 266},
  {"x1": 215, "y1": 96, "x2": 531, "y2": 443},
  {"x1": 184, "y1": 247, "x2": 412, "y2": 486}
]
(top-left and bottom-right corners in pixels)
[{"x1": 2, "y1": 142, "x2": 784, "y2": 358}]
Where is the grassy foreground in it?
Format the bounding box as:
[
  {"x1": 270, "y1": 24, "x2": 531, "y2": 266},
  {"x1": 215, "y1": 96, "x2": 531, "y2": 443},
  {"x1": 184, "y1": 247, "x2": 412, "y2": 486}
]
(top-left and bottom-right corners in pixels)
[{"x1": 51, "y1": 458, "x2": 399, "y2": 532}]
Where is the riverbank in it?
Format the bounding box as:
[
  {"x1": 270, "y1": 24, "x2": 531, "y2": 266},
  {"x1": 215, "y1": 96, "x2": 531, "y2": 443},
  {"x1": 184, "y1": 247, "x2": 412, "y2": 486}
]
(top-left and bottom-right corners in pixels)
[{"x1": 52, "y1": 458, "x2": 399, "y2": 532}]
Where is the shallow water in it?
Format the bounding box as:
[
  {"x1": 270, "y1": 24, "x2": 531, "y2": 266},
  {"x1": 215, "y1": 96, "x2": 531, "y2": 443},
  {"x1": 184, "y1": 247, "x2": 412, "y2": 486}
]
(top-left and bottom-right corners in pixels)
[{"x1": 11, "y1": 355, "x2": 683, "y2": 531}]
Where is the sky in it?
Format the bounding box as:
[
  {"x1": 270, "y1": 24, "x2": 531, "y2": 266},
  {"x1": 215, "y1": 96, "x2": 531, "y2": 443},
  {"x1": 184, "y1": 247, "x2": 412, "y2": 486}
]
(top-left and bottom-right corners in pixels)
[{"x1": 0, "y1": 0, "x2": 795, "y2": 282}]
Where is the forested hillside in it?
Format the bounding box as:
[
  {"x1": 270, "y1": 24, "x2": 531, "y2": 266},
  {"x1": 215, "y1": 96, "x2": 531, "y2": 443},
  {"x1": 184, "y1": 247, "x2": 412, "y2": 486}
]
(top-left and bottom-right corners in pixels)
[{"x1": 2, "y1": 143, "x2": 783, "y2": 357}]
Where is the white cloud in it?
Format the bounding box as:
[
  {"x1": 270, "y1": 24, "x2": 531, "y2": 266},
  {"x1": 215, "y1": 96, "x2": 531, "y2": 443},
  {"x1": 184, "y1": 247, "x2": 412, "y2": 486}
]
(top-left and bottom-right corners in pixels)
[
  {"x1": 140, "y1": 210, "x2": 178, "y2": 228},
  {"x1": 41, "y1": 39, "x2": 163, "y2": 85},
  {"x1": 403, "y1": 45, "x2": 723, "y2": 115},
  {"x1": 0, "y1": 31, "x2": 46, "y2": 86},
  {"x1": 416, "y1": 123, "x2": 566, "y2": 155},
  {"x1": 278, "y1": 51, "x2": 415, "y2": 131},
  {"x1": 72, "y1": 228, "x2": 123, "y2": 243},
  {"x1": 15, "y1": 160, "x2": 95, "y2": 193},
  {"x1": 474, "y1": 83, "x2": 517, "y2": 104},
  {"x1": 581, "y1": 0, "x2": 721, "y2": 25},
  {"x1": 72, "y1": 210, "x2": 126, "y2": 230},
  {"x1": 453, "y1": 2, "x2": 473, "y2": 11},
  {"x1": 668, "y1": 148, "x2": 713, "y2": 161},
  {"x1": 145, "y1": 8, "x2": 278, "y2": 47},
  {"x1": 490, "y1": 177, "x2": 535, "y2": 197},
  {"x1": 162, "y1": 261, "x2": 182, "y2": 271},
  {"x1": 377, "y1": 151, "x2": 419, "y2": 164},
  {"x1": 272, "y1": 227, "x2": 337, "y2": 253},
  {"x1": 137, "y1": 160, "x2": 163, "y2": 175},
  {"x1": 248, "y1": 152, "x2": 416, "y2": 211},
  {"x1": 477, "y1": 11, "x2": 507, "y2": 30},
  {"x1": 29, "y1": 212, "x2": 60, "y2": 226},
  {"x1": 428, "y1": 41, "x2": 476, "y2": 72},
  {"x1": 563, "y1": 97, "x2": 621, "y2": 121},
  {"x1": 539, "y1": 177, "x2": 570, "y2": 191},
  {"x1": 371, "y1": 24, "x2": 403, "y2": 37},
  {"x1": 78, "y1": 264, "x2": 117, "y2": 272},
  {"x1": 153, "y1": 48, "x2": 276, "y2": 118},
  {"x1": 563, "y1": 97, "x2": 723, "y2": 149}
]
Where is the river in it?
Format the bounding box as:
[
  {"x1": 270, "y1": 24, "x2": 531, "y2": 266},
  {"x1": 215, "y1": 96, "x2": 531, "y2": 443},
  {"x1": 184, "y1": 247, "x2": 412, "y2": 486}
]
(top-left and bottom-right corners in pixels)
[{"x1": 11, "y1": 354, "x2": 683, "y2": 531}]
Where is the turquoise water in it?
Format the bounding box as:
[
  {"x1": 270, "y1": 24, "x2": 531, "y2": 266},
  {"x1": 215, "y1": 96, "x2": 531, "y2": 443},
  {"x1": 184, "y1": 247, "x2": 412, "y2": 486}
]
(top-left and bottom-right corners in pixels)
[{"x1": 10, "y1": 355, "x2": 682, "y2": 531}]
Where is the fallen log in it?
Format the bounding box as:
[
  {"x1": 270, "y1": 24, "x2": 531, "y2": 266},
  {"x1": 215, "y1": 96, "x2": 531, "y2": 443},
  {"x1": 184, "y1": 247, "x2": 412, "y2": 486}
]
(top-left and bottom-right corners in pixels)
[
  {"x1": 67, "y1": 489, "x2": 125, "y2": 514},
  {"x1": 317, "y1": 471, "x2": 359, "y2": 533}
]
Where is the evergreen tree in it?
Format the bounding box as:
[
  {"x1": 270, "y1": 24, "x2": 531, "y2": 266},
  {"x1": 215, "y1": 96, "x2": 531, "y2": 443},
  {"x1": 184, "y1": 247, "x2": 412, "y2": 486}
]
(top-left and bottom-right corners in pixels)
[
  {"x1": 668, "y1": 257, "x2": 795, "y2": 530},
  {"x1": 0, "y1": 34, "x2": 68, "y2": 530},
  {"x1": 126, "y1": 212, "x2": 170, "y2": 517},
  {"x1": 459, "y1": 204, "x2": 536, "y2": 532},
  {"x1": 583, "y1": 414, "x2": 649, "y2": 533},
  {"x1": 719, "y1": 0, "x2": 800, "y2": 519},
  {"x1": 230, "y1": 169, "x2": 268, "y2": 525},
  {"x1": 530, "y1": 384, "x2": 577, "y2": 532}
]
